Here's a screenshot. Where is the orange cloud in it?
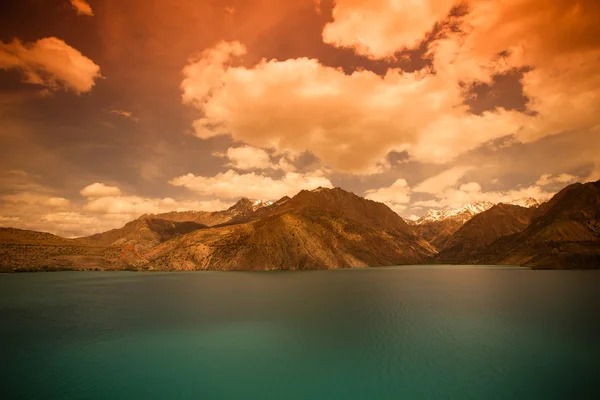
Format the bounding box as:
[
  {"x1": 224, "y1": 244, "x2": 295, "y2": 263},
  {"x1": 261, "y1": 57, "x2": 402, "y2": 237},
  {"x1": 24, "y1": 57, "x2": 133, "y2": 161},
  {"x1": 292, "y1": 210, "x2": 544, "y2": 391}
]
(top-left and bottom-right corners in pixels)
[
  {"x1": 440, "y1": 1, "x2": 600, "y2": 144},
  {"x1": 364, "y1": 179, "x2": 411, "y2": 213},
  {"x1": 0, "y1": 179, "x2": 234, "y2": 237},
  {"x1": 170, "y1": 169, "x2": 333, "y2": 200},
  {"x1": 80, "y1": 183, "x2": 122, "y2": 198},
  {"x1": 181, "y1": 41, "x2": 528, "y2": 173},
  {"x1": 180, "y1": 1, "x2": 600, "y2": 175},
  {"x1": 218, "y1": 146, "x2": 296, "y2": 171},
  {"x1": 0, "y1": 37, "x2": 101, "y2": 93},
  {"x1": 323, "y1": 0, "x2": 457, "y2": 59},
  {"x1": 110, "y1": 109, "x2": 138, "y2": 121},
  {"x1": 70, "y1": 0, "x2": 94, "y2": 16}
]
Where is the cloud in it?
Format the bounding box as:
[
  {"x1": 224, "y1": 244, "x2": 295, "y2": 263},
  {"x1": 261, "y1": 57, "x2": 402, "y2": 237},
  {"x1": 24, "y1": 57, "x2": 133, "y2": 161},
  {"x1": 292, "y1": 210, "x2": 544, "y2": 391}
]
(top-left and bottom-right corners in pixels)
[
  {"x1": 3, "y1": 192, "x2": 70, "y2": 208},
  {"x1": 409, "y1": 170, "x2": 569, "y2": 211},
  {"x1": 586, "y1": 157, "x2": 600, "y2": 183},
  {"x1": 170, "y1": 169, "x2": 333, "y2": 200},
  {"x1": 365, "y1": 168, "x2": 563, "y2": 215},
  {"x1": 425, "y1": 182, "x2": 555, "y2": 210},
  {"x1": 413, "y1": 166, "x2": 473, "y2": 195},
  {"x1": 535, "y1": 173, "x2": 578, "y2": 187},
  {"x1": 181, "y1": 40, "x2": 246, "y2": 107},
  {"x1": 110, "y1": 109, "x2": 138, "y2": 121},
  {"x1": 223, "y1": 146, "x2": 273, "y2": 170},
  {"x1": 313, "y1": 0, "x2": 321, "y2": 14},
  {"x1": 81, "y1": 182, "x2": 122, "y2": 198},
  {"x1": 70, "y1": 0, "x2": 94, "y2": 16},
  {"x1": 218, "y1": 0, "x2": 599, "y2": 176},
  {"x1": 364, "y1": 179, "x2": 411, "y2": 214},
  {"x1": 46, "y1": 197, "x2": 71, "y2": 207},
  {"x1": 216, "y1": 145, "x2": 297, "y2": 172},
  {"x1": 181, "y1": 41, "x2": 527, "y2": 174},
  {"x1": 82, "y1": 195, "x2": 230, "y2": 216},
  {"x1": 0, "y1": 178, "x2": 234, "y2": 237},
  {"x1": 0, "y1": 37, "x2": 101, "y2": 93},
  {"x1": 322, "y1": 0, "x2": 457, "y2": 59},
  {"x1": 431, "y1": 0, "x2": 600, "y2": 143}
]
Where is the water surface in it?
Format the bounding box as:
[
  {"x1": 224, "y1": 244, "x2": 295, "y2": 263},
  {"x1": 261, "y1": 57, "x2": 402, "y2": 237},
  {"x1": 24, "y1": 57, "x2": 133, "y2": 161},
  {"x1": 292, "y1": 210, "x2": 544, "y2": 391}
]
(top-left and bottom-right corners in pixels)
[{"x1": 1, "y1": 267, "x2": 599, "y2": 399}]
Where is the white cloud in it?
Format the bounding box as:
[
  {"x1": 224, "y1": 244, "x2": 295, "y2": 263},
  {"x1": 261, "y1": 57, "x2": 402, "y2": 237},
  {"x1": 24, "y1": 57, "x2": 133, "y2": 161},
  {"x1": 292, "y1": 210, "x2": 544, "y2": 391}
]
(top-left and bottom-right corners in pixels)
[
  {"x1": 322, "y1": 0, "x2": 456, "y2": 59},
  {"x1": 0, "y1": 179, "x2": 235, "y2": 237},
  {"x1": 170, "y1": 169, "x2": 333, "y2": 200},
  {"x1": 110, "y1": 109, "x2": 138, "y2": 121},
  {"x1": 46, "y1": 197, "x2": 71, "y2": 207},
  {"x1": 82, "y1": 195, "x2": 230, "y2": 216},
  {"x1": 3, "y1": 192, "x2": 70, "y2": 208},
  {"x1": 412, "y1": 173, "x2": 562, "y2": 210},
  {"x1": 364, "y1": 179, "x2": 411, "y2": 214},
  {"x1": 181, "y1": 40, "x2": 246, "y2": 107},
  {"x1": 181, "y1": 41, "x2": 527, "y2": 174},
  {"x1": 81, "y1": 182, "x2": 122, "y2": 198},
  {"x1": 535, "y1": 173, "x2": 578, "y2": 187},
  {"x1": 217, "y1": 145, "x2": 297, "y2": 172},
  {"x1": 0, "y1": 37, "x2": 101, "y2": 93},
  {"x1": 586, "y1": 158, "x2": 600, "y2": 183},
  {"x1": 313, "y1": 0, "x2": 321, "y2": 14},
  {"x1": 69, "y1": 0, "x2": 94, "y2": 16},
  {"x1": 413, "y1": 166, "x2": 473, "y2": 195},
  {"x1": 224, "y1": 146, "x2": 274, "y2": 170}
]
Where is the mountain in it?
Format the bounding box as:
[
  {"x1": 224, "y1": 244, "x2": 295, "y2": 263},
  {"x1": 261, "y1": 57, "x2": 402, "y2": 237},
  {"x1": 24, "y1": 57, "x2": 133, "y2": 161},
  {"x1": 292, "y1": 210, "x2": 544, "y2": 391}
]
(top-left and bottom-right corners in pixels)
[
  {"x1": 450, "y1": 181, "x2": 600, "y2": 269},
  {"x1": 412, "y1": 202, "x2": 494, "y2": 250},
  {"x1": 80, "y1": 198, "x2": 272, "y2": 251},
  {"x1": 435, "y1": 204, "x2": 537, "y2": 262},
  {"x1": 80, "y1": 217, "x2": 207, "y2": 251},
  {"x1": 144, "y1": 187, "x2": 436, "y2": 271},
  {"x1": 146, "y1": 197, "x2": 270, "y2": 226},
  {"x1": 1, "y1": 183, "x2": 597, "y2": 271},
  {"x1": 0, "y1": 188, "x2": 436, "y2": 272},
  {"x1": 415, "y1": 201, "x2": 495, "y2": 225},
  {"x1": 0, "y1": 228, "x2": 146, "y2": 272},
  {"x1": 507, "y1": 197, "x2": 543, "y2": 208},
  {"x1": 412, "y1": 199, "x2": 542, "y2": 251}
]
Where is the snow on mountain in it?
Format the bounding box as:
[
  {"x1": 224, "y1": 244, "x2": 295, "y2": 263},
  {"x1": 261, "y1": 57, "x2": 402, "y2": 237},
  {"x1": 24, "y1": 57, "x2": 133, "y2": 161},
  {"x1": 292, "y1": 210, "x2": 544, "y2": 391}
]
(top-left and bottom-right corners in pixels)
[
  {"x1": 505, "y1": 197, "x2": 542, "y2": 208},
  {"x1": 251, "y1": 199, "x2": 273, "y2": 211},
  {"x1": 416, "y1": 202, "x2": 494, "y2": 225},
  {"x1": 416, "y1": 198, "x2": 542, "y2": 225}
]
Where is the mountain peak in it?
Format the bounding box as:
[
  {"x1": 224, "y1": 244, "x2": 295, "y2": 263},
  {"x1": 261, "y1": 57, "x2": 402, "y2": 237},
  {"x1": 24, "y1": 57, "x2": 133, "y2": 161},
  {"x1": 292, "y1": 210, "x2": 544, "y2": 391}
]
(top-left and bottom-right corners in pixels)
[
  {"x1": 505, "y1": 197, "x2": 542, "y2": 208},
  {"x1": 416, "y1": 201, "x2": 494, "y2": 225},
  {"x1": 228, "y1": 197, "x2": 253, "y2": 211}
]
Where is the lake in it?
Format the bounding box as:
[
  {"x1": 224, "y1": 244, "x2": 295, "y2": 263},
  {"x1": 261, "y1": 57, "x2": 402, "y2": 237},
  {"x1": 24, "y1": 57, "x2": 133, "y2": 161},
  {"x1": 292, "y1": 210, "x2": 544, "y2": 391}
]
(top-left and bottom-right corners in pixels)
[{"x1": 1, "y1": 267, "x2": 599, "y2": 399}]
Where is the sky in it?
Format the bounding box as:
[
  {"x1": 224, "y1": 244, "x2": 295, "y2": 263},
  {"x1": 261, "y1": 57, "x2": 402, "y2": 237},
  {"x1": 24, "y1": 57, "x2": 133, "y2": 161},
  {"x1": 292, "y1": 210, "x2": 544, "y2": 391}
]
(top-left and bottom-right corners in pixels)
[{"x1": 1, "y1": 0, "x2": 599, "y2": 237}]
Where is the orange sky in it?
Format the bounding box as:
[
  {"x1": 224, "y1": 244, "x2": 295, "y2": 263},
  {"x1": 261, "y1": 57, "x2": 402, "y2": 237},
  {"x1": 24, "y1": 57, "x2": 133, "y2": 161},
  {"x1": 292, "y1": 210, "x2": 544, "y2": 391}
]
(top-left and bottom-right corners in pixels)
[{"x1": 1, "y1": 0, "x2": 599, "y2": 236}]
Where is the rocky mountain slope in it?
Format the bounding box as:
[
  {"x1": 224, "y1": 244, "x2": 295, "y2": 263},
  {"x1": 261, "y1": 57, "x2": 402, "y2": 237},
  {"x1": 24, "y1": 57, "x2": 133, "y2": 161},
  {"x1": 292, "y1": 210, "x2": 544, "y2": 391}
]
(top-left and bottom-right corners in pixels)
[
  {"x1": 442, "y1": 182, "x2": 600, "y2": 269},
  {"x1": 413, "y1": 198, "x2": 541, "y2": 251},
  {"x1": 0, "y1": 228, "x2": 146, "y2": 272},
  {"x1": 436, "y1": 204, "x2": 537, "y2": 262},
  {"x1": 1, "y1": 183, "x2": 597, "y2": 271},
  {"x1": 415, "y1": 201, "x2": 495, "y2": 225},
  {"x1": 145, "y1": 188, "x2": 436, "y2": 270},
  {"x1": 80, "y1": 198, "x2": 273, "y2": 251},
  {"x1": 0, "y1": 188, "x2": 435, "y2": 272}
]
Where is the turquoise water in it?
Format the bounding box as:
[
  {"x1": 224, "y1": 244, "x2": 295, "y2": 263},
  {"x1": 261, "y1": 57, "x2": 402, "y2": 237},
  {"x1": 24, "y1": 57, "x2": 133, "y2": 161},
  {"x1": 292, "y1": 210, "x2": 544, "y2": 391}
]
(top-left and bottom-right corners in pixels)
[{"x1": 1, "y1": 267, "x2": 599, "y2": 399}]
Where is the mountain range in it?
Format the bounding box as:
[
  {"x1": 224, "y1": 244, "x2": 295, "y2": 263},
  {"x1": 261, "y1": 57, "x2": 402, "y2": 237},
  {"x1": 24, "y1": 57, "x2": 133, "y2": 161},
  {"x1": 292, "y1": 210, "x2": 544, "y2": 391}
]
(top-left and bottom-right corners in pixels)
[{"x1": 1, "y1": 182, "x2": 598, "y2": 272}]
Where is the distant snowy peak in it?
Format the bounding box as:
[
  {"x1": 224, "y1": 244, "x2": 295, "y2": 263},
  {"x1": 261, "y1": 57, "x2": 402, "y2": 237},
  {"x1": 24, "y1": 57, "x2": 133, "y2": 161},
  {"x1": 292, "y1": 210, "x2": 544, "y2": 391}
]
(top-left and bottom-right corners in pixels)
[
  {"x1": 416, "y1": 201, "x2": 494, "y2": 225},
  {"x1": 251, "y1": 199, "x2": 273, "y2": 211},
  {"x1": 505, "y1": 197, "x2": 542, "y2": 208},
  {"x1": 416, "y1": 198, "x2": 541, "y2": 225}
]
